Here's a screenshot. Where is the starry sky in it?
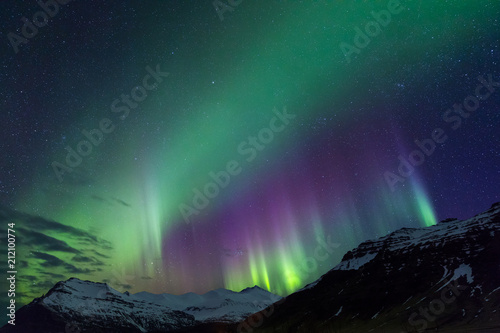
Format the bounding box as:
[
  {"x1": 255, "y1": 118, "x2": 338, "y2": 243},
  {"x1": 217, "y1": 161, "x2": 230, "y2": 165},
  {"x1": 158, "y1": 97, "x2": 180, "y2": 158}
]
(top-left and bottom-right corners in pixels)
[{"x1": 0, "y1": 0, "x2": 499, "y2": 315}]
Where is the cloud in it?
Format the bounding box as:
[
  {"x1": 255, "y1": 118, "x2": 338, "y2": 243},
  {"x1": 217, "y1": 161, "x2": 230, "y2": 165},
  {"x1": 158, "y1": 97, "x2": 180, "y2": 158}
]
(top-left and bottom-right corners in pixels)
[
  {"x1": 91, "y1": 194, "x2": 131, "y2": 208},
  {"x1": 113, "y1": 197, "x2": 131, "y2": 207},
  {"x1": 21, "y1": 273, "x2": 66, "y2": 289},
  {"x1": 91, "y1": 250, "x2": 111, "y2": 259},
  {"x1": 19, "y1": 228, "x2": 81, "y2": 253},
  {"x1": 32, "y1": 251, "x2": 68, "y2": 268},
  {"x1": 0, "y1": 206, "x2": 114, "y2": 307},
  {"x1": 72, "y1": 255, "x2": 105, "y2": 266},
  {"x1": 72, "y1": 255, "x2": 95, "y2": 262},
  {"x1": 91, "y1": 194, "x2": 108, "y2": 203},
  {"x1": 41, "y1": 272, "x2": 66, "y2": 280},
  {"x1": 32, "y1": 251, "x2": 97, "y2": 274},
  {"x1": 23, "y1": 216, "x2": 113, "y2": 250}
]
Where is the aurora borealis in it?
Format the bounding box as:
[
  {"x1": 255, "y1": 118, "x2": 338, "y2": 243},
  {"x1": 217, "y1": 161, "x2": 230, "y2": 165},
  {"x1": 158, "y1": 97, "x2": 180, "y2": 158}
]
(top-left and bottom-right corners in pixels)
[{"x1": 1, "y1": 0, "x2": 499, "y2": 319}]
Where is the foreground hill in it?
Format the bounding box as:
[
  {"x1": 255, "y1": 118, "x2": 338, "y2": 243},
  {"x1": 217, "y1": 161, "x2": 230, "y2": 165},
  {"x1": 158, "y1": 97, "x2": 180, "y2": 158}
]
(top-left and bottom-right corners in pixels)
[{"x1": 237, "y1": 202, "x2": 500, "y2": 333}]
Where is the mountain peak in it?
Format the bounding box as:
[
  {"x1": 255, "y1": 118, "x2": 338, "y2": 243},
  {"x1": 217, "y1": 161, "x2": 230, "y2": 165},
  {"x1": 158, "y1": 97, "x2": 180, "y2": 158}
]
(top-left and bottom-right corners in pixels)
[
  {"x1": 65, "y1": 277, "x2": 104, "y2": 284},
  {"x1": 241, "y1": 285, "x2": 267, "y2": 293},
  {"x1": 12, "y1": 277, "x2": 283, "y2": 332},
  {"x1": 51, "y1": 277, "x2": 110, "y2": 293}
]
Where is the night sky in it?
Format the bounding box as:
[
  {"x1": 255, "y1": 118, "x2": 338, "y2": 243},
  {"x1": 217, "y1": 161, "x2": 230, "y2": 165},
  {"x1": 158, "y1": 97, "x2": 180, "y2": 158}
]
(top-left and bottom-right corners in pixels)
[{"x1": 0, "y1": 0, "x2": 499, "y2": 311}]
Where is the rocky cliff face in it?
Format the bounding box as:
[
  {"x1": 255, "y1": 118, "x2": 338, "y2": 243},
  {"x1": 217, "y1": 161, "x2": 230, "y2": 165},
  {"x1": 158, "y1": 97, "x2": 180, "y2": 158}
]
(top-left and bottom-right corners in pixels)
[{"x1": 238, "y1": 202, "x2": 500, "y2": 333}]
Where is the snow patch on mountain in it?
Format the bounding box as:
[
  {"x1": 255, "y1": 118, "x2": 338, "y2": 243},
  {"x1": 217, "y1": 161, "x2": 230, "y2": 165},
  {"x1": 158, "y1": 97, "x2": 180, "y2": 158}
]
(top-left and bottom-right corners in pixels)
[
  {"x1": 334, "y1": 252, "x2": 377, "y2": 270},
  {"x1": 41, "y1": 278, "x2": 196, "y2": 332},
  {"x1": 131, "y1": 285, "x2": 282, "y2": 322},
  {"x1": 329, "y1": 203, "x2": 500, "y2": 272},
  {"x1": 41, "y1": 278, "x2": 281, "y2": 325},
  {"x1": 451, "y1": 263, "x2": 474, "y2": 284}
]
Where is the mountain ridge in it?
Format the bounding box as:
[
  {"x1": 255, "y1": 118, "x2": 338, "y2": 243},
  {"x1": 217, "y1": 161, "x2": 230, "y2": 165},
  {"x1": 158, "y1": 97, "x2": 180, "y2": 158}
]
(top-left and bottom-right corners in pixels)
[
  {"x1": 238, "y1": 201, "x2": 500, "y2": 333},
  {"x1": 0, "y1": 275, "x2": 281, "y2": 333},
  {"x1": 2, "y1": 201, "x2": 499, "y2": 332}
]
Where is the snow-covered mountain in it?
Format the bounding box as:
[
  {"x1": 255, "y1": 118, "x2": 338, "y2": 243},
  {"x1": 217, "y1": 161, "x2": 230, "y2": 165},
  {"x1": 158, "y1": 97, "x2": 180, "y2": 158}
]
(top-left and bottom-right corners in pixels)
[
  {"x1": 132, "y1": 284, "x2": 281, "y2": 323},
  {"x1": 240, "y1": 202, "x2": 500, "y2": 332},
  {"x1": 0, "y1": 277, "x2": 281, "y2": 333},
  {"x1": 2, "y1": 202, "x2": 499, "y2": 333}
]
